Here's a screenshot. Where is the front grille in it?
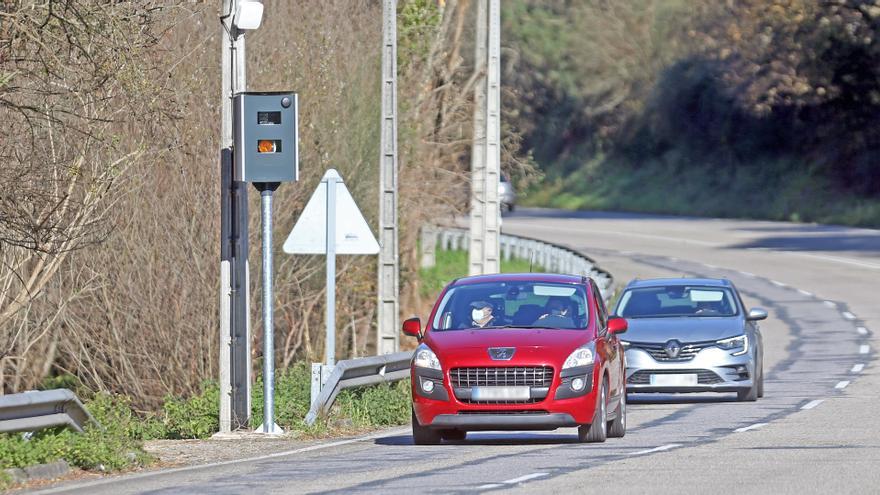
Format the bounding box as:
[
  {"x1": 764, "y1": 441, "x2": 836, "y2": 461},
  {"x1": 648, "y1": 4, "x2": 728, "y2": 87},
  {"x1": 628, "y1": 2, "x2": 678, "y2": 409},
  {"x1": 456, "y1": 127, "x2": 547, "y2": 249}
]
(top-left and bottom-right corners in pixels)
[
  {"x1": 627, "y1": 369, "x2": 724, "y2": 385},
  {"x1": 629, "y1": 341, "x2": 713, "y2": 362},
  {"x1": 450, "y1": 366, "x2": 553, "y2": 388}
]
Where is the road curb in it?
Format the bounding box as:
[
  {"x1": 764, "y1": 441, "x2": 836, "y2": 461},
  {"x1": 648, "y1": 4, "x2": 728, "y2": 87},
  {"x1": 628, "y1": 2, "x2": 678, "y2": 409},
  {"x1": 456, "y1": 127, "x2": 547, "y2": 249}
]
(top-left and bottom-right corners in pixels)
[{"x1": 4, "y1": 460, "x2": 70, "y2": 484}]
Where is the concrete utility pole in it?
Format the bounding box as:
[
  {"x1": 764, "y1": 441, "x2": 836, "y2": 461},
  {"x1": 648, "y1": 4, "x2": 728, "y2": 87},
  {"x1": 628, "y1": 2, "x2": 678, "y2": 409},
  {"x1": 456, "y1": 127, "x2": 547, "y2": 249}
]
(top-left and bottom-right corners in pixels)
[
  {"x1": 468, "y1": 0, "x2": 501, "y2": 275},
  {"x1": 219, "y1": 0, "x2": 251, "y2": 433},
  {"x1": 377, "y1": 0, "x2": 400, "y2": 354}
]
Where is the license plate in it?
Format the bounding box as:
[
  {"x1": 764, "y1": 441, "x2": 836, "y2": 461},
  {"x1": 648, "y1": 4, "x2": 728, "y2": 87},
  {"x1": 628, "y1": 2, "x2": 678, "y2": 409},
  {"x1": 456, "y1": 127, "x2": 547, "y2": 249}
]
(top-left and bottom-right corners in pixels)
[
  {"x1": 650, "y1": 374, "x2": 698, "y2": 386},
  {"x1": 471, "y1": 386, "x2": 530, "y2": 401}
]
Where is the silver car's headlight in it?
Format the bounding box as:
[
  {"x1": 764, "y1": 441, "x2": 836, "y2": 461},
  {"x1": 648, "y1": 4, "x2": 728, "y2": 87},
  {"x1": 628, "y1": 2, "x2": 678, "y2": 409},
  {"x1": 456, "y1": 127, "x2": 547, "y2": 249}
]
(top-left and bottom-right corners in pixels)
[
  {"x1": 414, "y1": 343, "x2": 442, "y2": 370},
  {"x1": 717, "y1": 334, "x2": 748, "y2": 356},
  {"x1": 620, "y1": 340, "x2": 631, "y2": 350},
  {"x1": 563, "y1": 343, "x2": 596, "y2": 369}
]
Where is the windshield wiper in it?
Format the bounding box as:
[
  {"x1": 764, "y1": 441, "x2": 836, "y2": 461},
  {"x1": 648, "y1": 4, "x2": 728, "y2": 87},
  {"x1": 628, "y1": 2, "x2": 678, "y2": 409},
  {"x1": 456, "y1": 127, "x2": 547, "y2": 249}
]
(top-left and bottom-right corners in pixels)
[{"x1": 482, "y1": 325, "x2": 545, "y2": 329}]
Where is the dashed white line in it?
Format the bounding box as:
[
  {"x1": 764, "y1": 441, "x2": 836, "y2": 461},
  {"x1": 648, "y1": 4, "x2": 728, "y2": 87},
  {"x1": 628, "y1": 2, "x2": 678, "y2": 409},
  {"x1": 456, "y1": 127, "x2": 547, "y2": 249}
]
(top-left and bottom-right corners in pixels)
[
  {"x1": 740, "y1": 271, "x2": 756, "y2": 278},
  {"x1": 860, "y1": 344, "x2": 870, "y2": 354},
  {"x1": 735, "y1": 422, "x2": 768, "y2": 433},
  {"x1": 857, "y1": 327, "x2": 868, "y2": 335},
  {"x1": 630, "y1": 443, "x2": 682, "y2": 456},
  {"x1": 801, "y1": 400, "x2": 824, "y2": 410},
  {"x1": 851, "y1": 364, "x2": 865, "y2": 373},
  {"x1": 797, "y1": 289, "x2": 813, "y2": 297},
  {"x1": 835, "y1": 380, "x2": 851, "y2": 389},
  {"x1": 478, "y1": 472, "x2": 549, "y2": 490},
  {"x1": 842, "y1": 311, "x2": 857, "y2": 321},
  {"x1": 704, "y1": 263, "x2": 717, "y2": 269},
  {"x1": 823, "y1": 300, "x2": 837, "y2": 308},
  {"x1": 770, "y1": 280, "x2": 786, "y2": 287}
]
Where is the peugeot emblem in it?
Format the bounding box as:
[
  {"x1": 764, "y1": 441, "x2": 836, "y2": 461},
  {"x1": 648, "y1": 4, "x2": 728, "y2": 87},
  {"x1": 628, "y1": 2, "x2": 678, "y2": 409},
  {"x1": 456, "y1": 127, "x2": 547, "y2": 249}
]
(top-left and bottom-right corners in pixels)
[
  {"x1": 488, "y1": 347, "x2": 515, "y2": 361},
  {"x1": 664, "y1": 340, "x2": 682, "y2": 359}
]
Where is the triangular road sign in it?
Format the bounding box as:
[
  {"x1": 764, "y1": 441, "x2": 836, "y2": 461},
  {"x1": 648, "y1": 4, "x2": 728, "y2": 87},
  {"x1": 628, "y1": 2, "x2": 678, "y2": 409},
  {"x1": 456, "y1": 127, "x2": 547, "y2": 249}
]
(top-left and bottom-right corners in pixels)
[{"x1": 283, "y1": 169, "x2": 380, "y2": 255}]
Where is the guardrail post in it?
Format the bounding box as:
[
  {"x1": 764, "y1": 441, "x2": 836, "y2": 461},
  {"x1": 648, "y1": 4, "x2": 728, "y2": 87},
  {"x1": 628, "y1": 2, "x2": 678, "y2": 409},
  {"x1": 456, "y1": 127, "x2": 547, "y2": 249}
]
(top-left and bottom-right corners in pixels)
[{"x1": 420, "y1": 226, "x2": 436, "y2": 269}]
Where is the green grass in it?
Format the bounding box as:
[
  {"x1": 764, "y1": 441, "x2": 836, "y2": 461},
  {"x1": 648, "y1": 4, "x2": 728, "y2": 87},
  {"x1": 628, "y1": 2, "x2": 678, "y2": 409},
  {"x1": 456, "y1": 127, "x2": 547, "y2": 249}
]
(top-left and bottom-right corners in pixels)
[
  {"x1": 525, "y1": 153, "x2": 880, "y2": 228},
  {"x1": 419, "y1": 248, "x2": 543, "y2": 297}
]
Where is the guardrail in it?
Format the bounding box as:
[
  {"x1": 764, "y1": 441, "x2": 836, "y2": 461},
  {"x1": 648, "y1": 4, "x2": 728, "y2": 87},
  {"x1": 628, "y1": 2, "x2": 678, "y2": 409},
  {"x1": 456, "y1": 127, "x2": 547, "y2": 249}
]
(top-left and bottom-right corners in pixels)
[
  {"x1": 421, "y1": 226, "x2": 614, "y2": 301},
  {"x1": 305, "y1": 227, "x2": 615, "y2": 425},
  {"x1": 0, "y1": 389, "x2": 100, "y2": 434},
  {"x1": 305, "y1": 352, "x2": 412, "y2": 425}
]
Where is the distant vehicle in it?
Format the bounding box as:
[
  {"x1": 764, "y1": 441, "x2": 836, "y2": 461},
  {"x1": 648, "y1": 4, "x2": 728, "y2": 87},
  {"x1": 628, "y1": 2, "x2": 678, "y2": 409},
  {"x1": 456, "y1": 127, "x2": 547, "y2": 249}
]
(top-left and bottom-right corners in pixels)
[
  {"x1": 499, "y1": 174, "x2": 516, "y2": 213},
  {"x1": 613, "y1": 278, "x2": 767, "y2": 401},
  {"x1": 404, "y1": 273, "x2": 628, "y2": 444}
]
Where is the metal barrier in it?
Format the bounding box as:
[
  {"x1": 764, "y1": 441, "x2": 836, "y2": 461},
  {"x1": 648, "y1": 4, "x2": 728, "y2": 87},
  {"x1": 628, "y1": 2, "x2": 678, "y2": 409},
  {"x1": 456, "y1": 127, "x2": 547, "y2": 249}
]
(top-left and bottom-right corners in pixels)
[
  {"x1": 305, "y1": 352, "x2": 412, "y2": 425},
  {"x1": 421, "y1": 226, "x2": 614, "y2": 301},
  {"x1": 305, "y1": 227, "x2": 615, "y2": 425},
  {"x1": 0, "y1": 389, "x2": 100, "y2": 434}
]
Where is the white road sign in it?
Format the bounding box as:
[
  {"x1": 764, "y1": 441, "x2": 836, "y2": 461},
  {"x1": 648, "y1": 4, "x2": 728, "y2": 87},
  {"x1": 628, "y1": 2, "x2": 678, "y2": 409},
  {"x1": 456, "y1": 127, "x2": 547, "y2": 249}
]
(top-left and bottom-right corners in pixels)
[{"x1": 283, "y1": 169, "x2": 379, "y2": 255}]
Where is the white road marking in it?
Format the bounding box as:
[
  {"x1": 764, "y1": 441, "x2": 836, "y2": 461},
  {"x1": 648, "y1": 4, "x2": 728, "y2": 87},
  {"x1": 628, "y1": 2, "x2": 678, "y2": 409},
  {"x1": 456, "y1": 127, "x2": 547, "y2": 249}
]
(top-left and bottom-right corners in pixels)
[
  {"x1": 770, "y1": 280, "x2": 786, "y2": 287},
  {"x1": 851, "y1": 364, "x2": 865, "y2": 373},
  {"x1": 801, "y1": 400, "x2": 824, "y2": 410},
  {"x1": 787, "y1": 251, "x2": 880, "y2": 271},
  {"x1": 477, "y1": 484, "x2": 504, "y2": 490},
  {"x1": 503, "y1": 473, "x2": 549, "y2": 484},
  {"x1": 550, "y1": 227, "x2": 720, "y2": 247},
  {"x1": 797, "y1": 289, "x2": 813, "y2": 297},
  {"x1": 740, "y1": 271, "x2": 756, "y2": 278},
  {"x1": 704, "y1": 263, "x2": 717, "y2": 269},
  {"x1": 842, "y1": 311, "x2": 857, "y2": 321},
  {"x1": 857, "y1": 327, "x2": 869, "y2": 335},
  {"x1": 735, "y1": 423, "x2": 768, "y2": 433},
  {"x1": 823, "y1": 300, "x2": 837, "y2": 308},
  {"x1": 860, "y1": 344, "x2": 870, "y2": 354},
  {"x1": 629, "y1": 443, "x2": 682, "y2": 456},
  {"x1": 835, "y1": 381, "x2": 851, "y2": 389}
]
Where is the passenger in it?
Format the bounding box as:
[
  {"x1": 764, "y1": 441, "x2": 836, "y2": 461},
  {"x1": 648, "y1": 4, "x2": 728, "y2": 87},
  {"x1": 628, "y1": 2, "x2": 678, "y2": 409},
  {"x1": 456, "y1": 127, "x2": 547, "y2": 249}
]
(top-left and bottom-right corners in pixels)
[{"x1": 464, "y1": 300, "x2": 500, "y2": 328}]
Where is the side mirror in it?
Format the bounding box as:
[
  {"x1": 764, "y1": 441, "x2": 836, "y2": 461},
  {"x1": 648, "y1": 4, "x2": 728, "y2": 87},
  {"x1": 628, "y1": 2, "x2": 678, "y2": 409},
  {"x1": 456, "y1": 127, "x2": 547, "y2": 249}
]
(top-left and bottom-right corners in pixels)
[
  {"x1": 608, "y1": 317, "x2": 628, "y2": 334},
  {"x1": 402, "y1": 317, "x2": 422, "y2": 339},
  {"x1": 747, "y1": 308, "x2": 768, "y2": 321}
]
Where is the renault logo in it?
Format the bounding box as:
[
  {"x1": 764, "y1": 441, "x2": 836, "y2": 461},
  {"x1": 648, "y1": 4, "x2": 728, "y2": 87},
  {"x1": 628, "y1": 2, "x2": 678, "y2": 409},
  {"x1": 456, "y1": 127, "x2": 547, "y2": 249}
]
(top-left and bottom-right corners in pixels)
[
  {"x1": 488, "y1": 347, "x2": 515, "y2": 361},
  {"x1": 664, "y1": 340, "x2": 682, "y2": 359}
]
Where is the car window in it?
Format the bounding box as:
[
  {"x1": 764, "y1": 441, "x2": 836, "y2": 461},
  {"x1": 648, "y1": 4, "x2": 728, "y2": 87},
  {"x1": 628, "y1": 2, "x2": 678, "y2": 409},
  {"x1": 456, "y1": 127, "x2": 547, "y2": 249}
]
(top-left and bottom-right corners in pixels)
[
  {"x1": 431, "y1": 281, "x2": 589, "y2": 330},
  {"x1": 592, "y1": 282, "x2": 608, "y2": 331},
  {"x1": 615, "y1": 285, "x2": 739, "y2": 318}
]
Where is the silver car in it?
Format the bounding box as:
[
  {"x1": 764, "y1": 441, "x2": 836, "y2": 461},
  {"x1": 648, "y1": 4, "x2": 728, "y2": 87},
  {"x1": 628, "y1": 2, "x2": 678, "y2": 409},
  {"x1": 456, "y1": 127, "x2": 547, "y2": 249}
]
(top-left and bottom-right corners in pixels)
[
  {"x1": 613, "y1": 278, "x2": 767, "y2": 401},
  {"x1": 499, "y1": 175, "x2": 516, "y2": 213}
]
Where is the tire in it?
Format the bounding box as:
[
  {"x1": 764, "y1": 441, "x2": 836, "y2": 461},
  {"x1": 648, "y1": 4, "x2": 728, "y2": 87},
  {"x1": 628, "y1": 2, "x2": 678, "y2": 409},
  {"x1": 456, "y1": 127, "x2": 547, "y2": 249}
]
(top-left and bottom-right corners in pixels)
[
  {"x1": 607, "y1": 391, "x2": 626, "y2": 438},
  {"x1": 441, "y1": 429, "x2": 466, "y2": 441},
  {"x1": 757, "y1": 361, "x2": 765, "y2": 398},
  {"x1": 578, "y1": 381, "x2": 608, "y2": 443},
  {"x1": 737, "y1": 383, "x2": 758, "y2": 402},
  {"x1": 508, "y1": 203, "x2": 515, "y2": 213},
  {"x1": 412, "y1": 408, "x2": 442, "y2": 445}
]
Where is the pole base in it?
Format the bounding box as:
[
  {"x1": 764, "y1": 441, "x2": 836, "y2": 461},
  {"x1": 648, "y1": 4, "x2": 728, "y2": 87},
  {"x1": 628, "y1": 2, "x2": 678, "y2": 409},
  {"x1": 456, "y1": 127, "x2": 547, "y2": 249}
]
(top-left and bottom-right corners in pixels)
[{"x1": 255, "y1": 422, "x2": 285, "y2": 435}]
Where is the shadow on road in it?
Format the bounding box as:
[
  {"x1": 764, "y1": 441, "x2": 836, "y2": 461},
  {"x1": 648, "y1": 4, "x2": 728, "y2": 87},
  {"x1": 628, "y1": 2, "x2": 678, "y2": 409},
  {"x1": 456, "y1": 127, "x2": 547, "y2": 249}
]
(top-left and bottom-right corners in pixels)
[
  {"x1": 628, "y1": 393, "x2": 738, "y2": 405},
  {"x1": 375, "y1": 432, "x2": 583, "y2": 446}
]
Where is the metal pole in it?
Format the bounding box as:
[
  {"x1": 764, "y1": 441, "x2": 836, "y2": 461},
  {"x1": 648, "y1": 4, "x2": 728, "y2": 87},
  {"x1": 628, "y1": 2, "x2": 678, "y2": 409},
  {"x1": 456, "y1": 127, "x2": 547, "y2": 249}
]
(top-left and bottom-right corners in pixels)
[
  {"x1": 258, "y1": 183, "x2": 281, "y2": 434},
  {"x1": 326, "y1": 175, "x2": 337, "y2": 366},
  {"x1": 377, "y1": 0, "x2": 400, "y2": 355},
  {"x1": 468, "y1": 0, "x2": 488, "y2": 275},
  {"x1": 484, "y1": 0, "x2": 501, "y2": 274}
]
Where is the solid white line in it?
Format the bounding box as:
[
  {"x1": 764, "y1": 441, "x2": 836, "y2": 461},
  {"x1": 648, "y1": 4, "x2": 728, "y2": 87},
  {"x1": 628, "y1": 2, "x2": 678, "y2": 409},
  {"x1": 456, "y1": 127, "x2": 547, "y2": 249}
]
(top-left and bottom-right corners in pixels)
[
  {"x1": 857, "y1": 327, "x2": 869, "y2": 335},
  {"x1": 801, "y1": 399, "x2": 824, "y2": 410},
  {"x1": 30, "y1": 427, "x2": 410, "y2": 494},
  {"x1": 797, "y1": 289, "x2": 813, "y2": 297},
  {"x1": 770, "y1": 280, "x2": 786, "y2": 287},
  {"x1": 629, "y1": 443, "x2": 682, "y2": 456},
  {"x1": 851, "y1": 364, "x2": 865, "y2": 373},
  {"x1": 823, "y1": 300, "x2": 837, "y2": 308},
  {"x1": 503, "y1": 473, "x2": 549, "y2": 484},
  {"x1": 787, "y1": 251, "x2": 880, "y2": 271},
  {"x1": 842, "y1": 311, "x2": 857, "y2": 321},
  {"x1": 860, "y1": 344, "x2": 870, "y2": 354},
  {"x1": 835, "y1": 381, "x2": 850, "y2": 389},
  {"x1": 735, "y1": 422, "x2": 768, "y2": 433}
]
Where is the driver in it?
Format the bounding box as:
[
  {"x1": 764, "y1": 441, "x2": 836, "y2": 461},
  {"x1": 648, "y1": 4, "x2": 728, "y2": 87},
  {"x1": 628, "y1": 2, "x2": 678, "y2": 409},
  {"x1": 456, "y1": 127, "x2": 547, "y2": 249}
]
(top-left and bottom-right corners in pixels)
[
  {"x1": 465, "y1": 300, "x2": 500, "y2": 328},
  {"x1": 540, "y1": 297, "x2": 571, "y2": 320}
]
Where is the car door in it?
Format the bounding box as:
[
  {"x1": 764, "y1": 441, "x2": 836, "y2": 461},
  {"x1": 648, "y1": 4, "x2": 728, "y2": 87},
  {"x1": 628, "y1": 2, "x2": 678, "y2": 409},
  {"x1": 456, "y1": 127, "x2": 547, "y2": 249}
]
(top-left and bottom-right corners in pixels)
[{"x1": 592, "y1": 281, "x2": 623, "y2": 397}]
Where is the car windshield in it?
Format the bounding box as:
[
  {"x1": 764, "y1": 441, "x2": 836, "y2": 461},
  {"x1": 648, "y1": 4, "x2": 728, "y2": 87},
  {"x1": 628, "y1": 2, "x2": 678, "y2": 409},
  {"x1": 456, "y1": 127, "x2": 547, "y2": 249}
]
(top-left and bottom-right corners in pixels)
[
  {"x1": 431, "y1": 281, "x2": 590, "y2": 331},
  {"x1": 615, "y1": 285, "x2": 739, "y2": 318}
]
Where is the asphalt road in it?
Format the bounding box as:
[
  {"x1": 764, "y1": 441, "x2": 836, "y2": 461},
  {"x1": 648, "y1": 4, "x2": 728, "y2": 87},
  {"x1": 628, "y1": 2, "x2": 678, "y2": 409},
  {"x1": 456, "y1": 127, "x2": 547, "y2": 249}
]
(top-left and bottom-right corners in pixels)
[{"x1": 34, "y1": 208, "x2": 879, "y2": 494}]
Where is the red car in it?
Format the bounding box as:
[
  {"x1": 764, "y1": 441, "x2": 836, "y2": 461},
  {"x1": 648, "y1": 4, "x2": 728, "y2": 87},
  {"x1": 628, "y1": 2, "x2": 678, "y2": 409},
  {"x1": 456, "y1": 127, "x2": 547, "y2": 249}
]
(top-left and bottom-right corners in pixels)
[{"x1": 403, "y1": 273, "x2": 628, "y2": 444}]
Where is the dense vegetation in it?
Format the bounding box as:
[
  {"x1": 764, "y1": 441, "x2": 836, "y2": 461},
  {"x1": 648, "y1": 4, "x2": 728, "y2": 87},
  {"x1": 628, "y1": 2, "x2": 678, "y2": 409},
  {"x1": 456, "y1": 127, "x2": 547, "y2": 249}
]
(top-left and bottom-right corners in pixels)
[{"x1": 505, "y1": 0, "x2": 880, "y2": 226}]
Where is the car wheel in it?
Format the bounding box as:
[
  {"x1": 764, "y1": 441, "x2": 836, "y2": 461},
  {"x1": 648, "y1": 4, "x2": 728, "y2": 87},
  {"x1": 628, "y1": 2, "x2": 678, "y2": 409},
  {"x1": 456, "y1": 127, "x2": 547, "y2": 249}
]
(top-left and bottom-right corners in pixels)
[
  {"x1": 578, "y1": 380, "x2": 608, "y2": 443},
  {"x1": 412, "y1": 408, "x2": 442, "y2": 445},
  {"x1": 508, "y1": 203, "x2": 515, "y2": 213},
  {"x1": 441, "y1": 429, "x2": 466, "y2": 441},
  {"x1": 737, "y1": 383, "x2": 758, "y2": 402},
  {"x1": 757, "y1": 362, "x2": 765, "y2": 398},
  {"x1": 607, "y1": 391, "x2": 626, "y2": 438}
]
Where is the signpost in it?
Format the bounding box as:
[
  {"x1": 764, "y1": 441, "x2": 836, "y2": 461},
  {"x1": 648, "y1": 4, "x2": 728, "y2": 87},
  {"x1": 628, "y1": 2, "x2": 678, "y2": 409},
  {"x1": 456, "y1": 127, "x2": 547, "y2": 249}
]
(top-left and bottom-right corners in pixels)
[{"x1": 283, "y1": 169, "x2": 379, "y2": 404}]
